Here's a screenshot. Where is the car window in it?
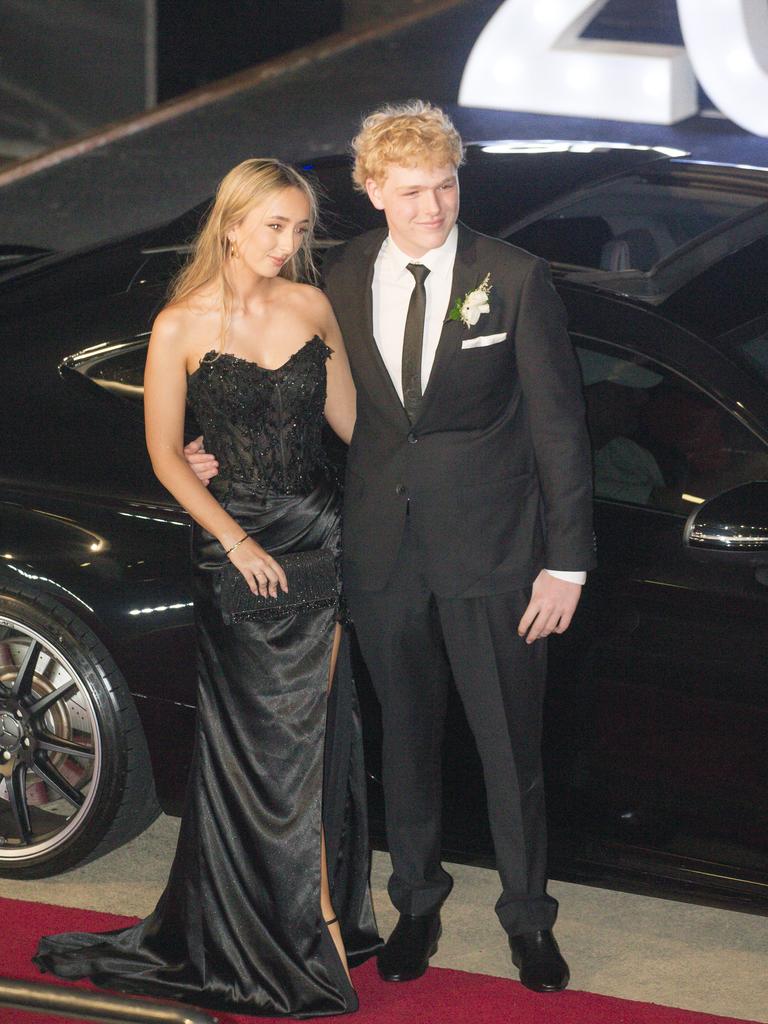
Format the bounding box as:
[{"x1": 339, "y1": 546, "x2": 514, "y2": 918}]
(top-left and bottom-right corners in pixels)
[
  {"x1": 576, "y1": 341, "x2": 768, "y2": 514},
  {"x1": 658, "y1": 236, "x2": 768, "y2": 342},
  {"x1": 507, "y1": 175, "x2": 766, "y2": 272},
  {"x1": 63, "y1": 337, "x2": 149, "y2": 402},
  {"x1": 740, "y1": 331, "x2": 768, "y2": 380},
  {"x1": 712, "y1": 315, "x2": 768, "y2": 395}
]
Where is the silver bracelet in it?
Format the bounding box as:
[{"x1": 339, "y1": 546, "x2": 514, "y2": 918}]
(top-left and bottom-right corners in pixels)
[{"x1": 224, "y1": 535, "x2": 249, "y2": 556}]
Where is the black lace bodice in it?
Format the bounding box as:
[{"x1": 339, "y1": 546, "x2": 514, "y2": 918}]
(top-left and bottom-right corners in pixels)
[{"x1": 186, "y1": 335, "x2": 333, "y2": 497}]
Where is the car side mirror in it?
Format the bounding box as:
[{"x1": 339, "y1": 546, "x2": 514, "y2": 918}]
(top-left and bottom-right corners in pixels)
[{"x1": 683, "y1": 481, "x2": 768, "y2": 565}]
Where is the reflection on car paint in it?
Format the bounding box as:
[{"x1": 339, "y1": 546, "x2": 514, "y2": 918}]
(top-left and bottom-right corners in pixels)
[
  {"x1": 128, "y1": 602, "x2": 194, "y2": 617},
  {"x1": 5, "y1": 563, "x2": 95, "y2": 614}
]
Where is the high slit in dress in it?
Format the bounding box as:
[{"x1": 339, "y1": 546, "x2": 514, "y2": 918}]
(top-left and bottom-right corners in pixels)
[{"x1": 35, "y1": 336, "x2": 381, "y2": 1018}]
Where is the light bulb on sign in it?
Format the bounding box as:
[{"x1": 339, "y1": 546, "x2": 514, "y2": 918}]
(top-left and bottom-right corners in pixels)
[
  {"x1": 642, "y1": 67, "x2": 669, "y2": 99},
  {"x1": 494, "y1": 56, "x2": 525, "y2": 85},
  {"x1": 725, "y1": 47, "x2": 753, "y2": 76},
  {"x1": 533, "y1": 0, "x2": 569, "y2": 27},
  {"x1": 565, "y1": 57, "x2": 598, "y2": 91}
]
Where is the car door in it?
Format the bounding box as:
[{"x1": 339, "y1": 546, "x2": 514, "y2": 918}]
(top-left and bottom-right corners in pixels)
[{"x1": 544, "y1": 322, "x2": 768, "y2": 904}]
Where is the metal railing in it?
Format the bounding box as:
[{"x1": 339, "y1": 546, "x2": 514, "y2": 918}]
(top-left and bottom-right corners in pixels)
[{"x1": 0, "y1": 977, "x2": 218, "y2": 1023}]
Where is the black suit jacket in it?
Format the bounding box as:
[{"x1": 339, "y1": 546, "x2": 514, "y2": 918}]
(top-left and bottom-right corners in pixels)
[{"x1": 324, "y1": 223, "x2": 595, "y2": 596}]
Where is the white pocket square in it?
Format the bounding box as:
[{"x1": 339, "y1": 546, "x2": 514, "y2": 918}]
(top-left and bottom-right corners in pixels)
[{"x1": 461, "y1": 332, "x2": 506, "y2": 350}]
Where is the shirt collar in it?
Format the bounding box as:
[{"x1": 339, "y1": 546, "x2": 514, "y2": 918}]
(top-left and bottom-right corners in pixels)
[{"x1": 382, "y1": 224, "x2": 458, "y2": 278}]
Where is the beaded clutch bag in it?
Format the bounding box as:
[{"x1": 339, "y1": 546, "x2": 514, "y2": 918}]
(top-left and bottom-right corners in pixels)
[{"x1": 220, "y1": 548, "x2": 339, "y2": 624}]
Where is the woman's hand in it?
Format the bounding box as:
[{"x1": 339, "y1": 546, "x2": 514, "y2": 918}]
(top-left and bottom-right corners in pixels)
[{"x1": 228, "y1": 537, "x2": 289, "y2": 598}]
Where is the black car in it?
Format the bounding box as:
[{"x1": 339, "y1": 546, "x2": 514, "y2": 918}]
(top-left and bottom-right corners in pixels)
[{"x1": 1, "y1": 142, "x2": 767, "y2": 915}]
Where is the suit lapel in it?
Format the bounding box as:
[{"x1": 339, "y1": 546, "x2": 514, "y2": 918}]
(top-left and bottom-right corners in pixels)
[
  {"x1": 348, "y1": 223, "x2": 482, "y2": 431},
  {"x1": 417, "y1": 223, "x2": 480, "y2": 423}
]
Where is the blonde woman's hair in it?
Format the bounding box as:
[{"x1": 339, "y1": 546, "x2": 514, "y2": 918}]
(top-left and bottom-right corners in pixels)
[
  {"x1": 168, "y1": 158, "x2": 319, "y2": 349},
  {"x1": 351, "y1": 100, "x2": 465, "y2": 191}
]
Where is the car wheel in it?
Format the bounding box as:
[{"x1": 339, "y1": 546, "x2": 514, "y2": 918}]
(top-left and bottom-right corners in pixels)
[{"x1": 0, "y1": 584, "x2": 160, "y2": 878}]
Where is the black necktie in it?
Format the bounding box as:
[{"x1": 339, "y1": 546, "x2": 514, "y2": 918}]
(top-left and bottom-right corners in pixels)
[{"x1": 402, "y1": 263, "x2": 430, "y2": 423}]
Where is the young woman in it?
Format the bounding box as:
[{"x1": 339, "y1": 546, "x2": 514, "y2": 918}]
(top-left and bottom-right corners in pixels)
[{"x1": 35, "y1": 158, "x2": 379, "y2": 1018}]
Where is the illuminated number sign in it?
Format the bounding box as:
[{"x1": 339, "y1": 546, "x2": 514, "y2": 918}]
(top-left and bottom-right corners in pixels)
[{"x1": 459, "y1": 0, "x2": 768, "y2": 137}]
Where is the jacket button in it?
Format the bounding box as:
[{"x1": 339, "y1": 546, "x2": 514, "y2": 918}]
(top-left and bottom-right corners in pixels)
[
  {"x1": 395, "y1": 484, "x2": 406, "y2": 495},
  {"x1": 407, "y1": 432, "x2": 418, "y2": 443}
]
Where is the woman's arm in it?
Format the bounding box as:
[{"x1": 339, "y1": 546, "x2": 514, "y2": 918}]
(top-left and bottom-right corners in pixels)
[
  {"x1": 144, "y1": 308, "x2": 287, "y2": 597},
  {"x1": 320, "y1": 298, "x2": 357, "y2": 446}
]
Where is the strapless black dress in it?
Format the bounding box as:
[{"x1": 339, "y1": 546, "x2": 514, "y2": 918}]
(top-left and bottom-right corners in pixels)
[{"x1": 35, "y1": 336, "x2": 380, "y2": 1018}]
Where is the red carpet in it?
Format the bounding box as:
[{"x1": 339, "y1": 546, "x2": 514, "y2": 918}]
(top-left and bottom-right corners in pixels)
[{"x1": 0, "y1": 896, "x2": 759, "y2": 1024}]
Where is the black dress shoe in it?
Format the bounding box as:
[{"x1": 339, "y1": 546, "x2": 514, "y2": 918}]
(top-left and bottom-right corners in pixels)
[
  {"x1": 377, "y1": 912, "x2": 441, "y2": 981},
  {"x1": 508, "y1": 929, "x2": 569, "y2": 992}
]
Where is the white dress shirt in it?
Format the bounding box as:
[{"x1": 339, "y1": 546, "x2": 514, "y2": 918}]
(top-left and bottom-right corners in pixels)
[
  {"x1": 372, "y1": 226, "x2": 458, "y2": 400},
  {"x1": 371, "y1": 228, "x2": 585, "y2": 587}
]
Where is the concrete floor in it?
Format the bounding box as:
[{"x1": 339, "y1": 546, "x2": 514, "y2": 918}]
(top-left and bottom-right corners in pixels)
[{"x1": 1, "y1": 814, "x2": 765, "y2": 1022}]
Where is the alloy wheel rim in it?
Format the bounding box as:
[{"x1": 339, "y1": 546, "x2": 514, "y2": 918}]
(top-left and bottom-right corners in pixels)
[{"x1": 0, "y1": 616, "x2": 102, "y2": 862}]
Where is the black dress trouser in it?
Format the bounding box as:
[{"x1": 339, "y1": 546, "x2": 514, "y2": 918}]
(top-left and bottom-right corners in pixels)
[{"x1": 346, "y1": 518, "x2": 558, "y2": 937}]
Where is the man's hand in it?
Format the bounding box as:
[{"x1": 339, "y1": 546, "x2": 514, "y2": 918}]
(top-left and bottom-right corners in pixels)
[
  {"x1": 518, "y1": 570, "x2": 582, "y2": 644},
  {"x1": 183, "y1": 435, "x2": 219, "y2": 485}
]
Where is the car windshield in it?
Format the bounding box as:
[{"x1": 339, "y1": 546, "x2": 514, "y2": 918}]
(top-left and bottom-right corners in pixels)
[{"x1": 506, "y1": 173, "x2": 768, "y2": 273}]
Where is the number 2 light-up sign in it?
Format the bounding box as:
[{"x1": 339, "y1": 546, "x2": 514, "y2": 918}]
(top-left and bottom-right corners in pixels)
[{"x1": 459, "y1": 0, "x2": 768, "y2": 137}]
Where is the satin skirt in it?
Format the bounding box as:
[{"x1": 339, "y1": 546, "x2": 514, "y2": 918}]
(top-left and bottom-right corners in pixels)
[{"x1": 35, "y1": 472, "x2": 381, "y2": 1018}]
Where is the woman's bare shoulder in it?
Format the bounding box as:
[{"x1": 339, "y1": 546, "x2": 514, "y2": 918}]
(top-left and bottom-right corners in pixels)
[
  {"x1": 152, "y1": 290, "x2": 219, "y2": 352},
  {"x1": 270, "y1": 280, "x2": 334, "y2": 341},
  {"x1": 150, "y1": 304, "x2": 189, "y2": 346},
  {"x1": 279, "y1": 280, "x2": 329, "y2": 310},
  {"x1": 152, "y1": 302, "x2": 188, "y2": 333},
  {"x1": 282, "y1": 281, "x2": 335, "y2": 328}
]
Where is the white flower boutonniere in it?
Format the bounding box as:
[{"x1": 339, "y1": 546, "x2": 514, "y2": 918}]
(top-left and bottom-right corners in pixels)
[{"x1": 447, "y1": 273, "x2": 492, "y2": 328}]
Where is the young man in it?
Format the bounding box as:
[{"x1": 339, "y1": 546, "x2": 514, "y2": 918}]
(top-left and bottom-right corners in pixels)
[{"x1": 188, "y1": 102, "x2": 594, "y2": 992}]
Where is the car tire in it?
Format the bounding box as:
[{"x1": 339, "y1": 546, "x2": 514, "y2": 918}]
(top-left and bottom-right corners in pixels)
[{"x1": 0, "y1": 583, "x2": 160, "y2": 878}]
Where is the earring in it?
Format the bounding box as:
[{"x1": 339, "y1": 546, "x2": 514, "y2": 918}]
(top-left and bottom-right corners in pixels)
[{"x1": 230, "y1": 240, "x2": 240, "y2": 260}]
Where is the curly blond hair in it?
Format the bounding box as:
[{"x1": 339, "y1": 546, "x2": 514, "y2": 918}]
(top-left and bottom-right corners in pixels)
[{"x1": 351, "y1": 100, "x2": 465, "y2": 191}]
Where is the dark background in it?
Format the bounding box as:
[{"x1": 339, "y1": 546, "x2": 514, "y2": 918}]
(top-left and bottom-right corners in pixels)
[
  {"x1": 0, "y1": 0, "x2": 418, "y2": 160},
  {"x1": 1, "y1": 0, "x2": 763, "y2": 253},
  {"x1": 0, "y1": 0, "x2": 716, "y2": 163}
]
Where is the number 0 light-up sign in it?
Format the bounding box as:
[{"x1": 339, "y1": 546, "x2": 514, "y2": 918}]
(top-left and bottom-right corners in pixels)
[{"x1": 459, "y1": 0, "x2": 768, "y2": 137}]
